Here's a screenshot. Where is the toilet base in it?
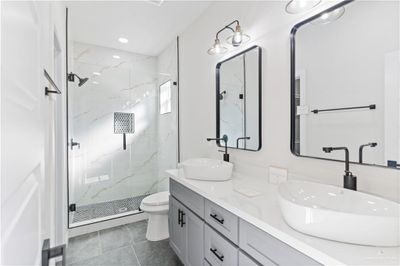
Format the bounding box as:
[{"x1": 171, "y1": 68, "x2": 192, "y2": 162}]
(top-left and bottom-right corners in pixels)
[{"x1": 146, "y1": 213, "x2": 169, "y2": 241}]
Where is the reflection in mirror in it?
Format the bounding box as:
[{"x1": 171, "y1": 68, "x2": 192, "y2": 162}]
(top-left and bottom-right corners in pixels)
[
  {"x1": 217, "y1": 46, "x2": 261, "y2": 151},
  {"x1": 291, "y1": 0, "x2": 400, "y2": 168}
]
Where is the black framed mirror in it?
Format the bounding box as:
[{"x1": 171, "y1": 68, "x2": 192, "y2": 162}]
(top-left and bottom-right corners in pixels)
[
  {"x1": 290, "y1": 0, "x2": 400, "y2": 169},
  {"x1": 216, "y1": 45, "x2": 262, "y2": 151}
]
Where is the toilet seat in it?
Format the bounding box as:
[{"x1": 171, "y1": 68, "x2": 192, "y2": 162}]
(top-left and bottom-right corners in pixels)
[{"x1": 142, "y1": 191, "x2": 169, "y2": 206}]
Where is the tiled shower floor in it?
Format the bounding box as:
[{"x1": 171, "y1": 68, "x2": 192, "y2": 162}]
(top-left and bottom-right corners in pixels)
[{"x1": 70, "y1": 195, "x2": 148, "y2": 224}]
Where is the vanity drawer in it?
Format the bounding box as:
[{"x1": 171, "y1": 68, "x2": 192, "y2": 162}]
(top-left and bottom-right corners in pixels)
[
  {"x1": 170, "y1": 179, "x2": 204, "y2": 218},
  {"x1": 239, "y1": 251, "x2": 264, "y2": 266},
  {"x1": 205, "y1": 199, "x2": 238, "y2": 244},
  {"x1": 204, "y1": 224, "x2": 238, "y2": 266},
  {"x1": 239, "y1": 220, "x2": 321, "y2": 266}
]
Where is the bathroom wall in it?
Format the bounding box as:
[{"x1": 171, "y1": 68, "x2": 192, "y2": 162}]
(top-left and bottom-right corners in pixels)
[{"x1": 179, "y1": 0, "x2": 400, "y2": 202}]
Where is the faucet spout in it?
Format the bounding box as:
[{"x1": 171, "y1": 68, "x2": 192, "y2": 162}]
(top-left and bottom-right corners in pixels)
[
  {"x1": 322, "y1": 146, "x2": 357, "y2": 190},
  {"x1": 358, "y1": 142, "x2": 377, "y2": 164},
  {"x1": 236, "y1": 136, "x2": 250, "y2": 149},
  {"x1": 207, "y1": 135, "x2": 229, "y2": 162}
]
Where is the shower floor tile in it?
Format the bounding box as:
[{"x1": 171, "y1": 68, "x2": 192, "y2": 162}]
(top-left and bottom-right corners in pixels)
[{"x1": 70, "y1": 195, "x2": 148, "y2": 224}]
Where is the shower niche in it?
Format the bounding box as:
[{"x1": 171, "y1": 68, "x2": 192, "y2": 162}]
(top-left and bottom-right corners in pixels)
[{"x1": 66, "y1": 32, "x2": 179, "y2": 227}]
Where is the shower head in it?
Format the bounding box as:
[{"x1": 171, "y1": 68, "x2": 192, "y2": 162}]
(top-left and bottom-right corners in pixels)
[
  {"x1": 68, "y1": 72, "x2": 89, "y2": 87},
  {"x1": 78, "y1": 77, "x2": 89, "y2": 87}
]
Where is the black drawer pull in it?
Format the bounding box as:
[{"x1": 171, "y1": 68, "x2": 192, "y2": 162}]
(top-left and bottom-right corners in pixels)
[
  {"x1": 210, "y1": 213, "x2": 224, "y2": 224},
  {"x1": 210, "y1": 248, "x2": 224, "y2": 262},
  {"x1": 181, "y1": 211, "x2": 186, "y2": 227}
]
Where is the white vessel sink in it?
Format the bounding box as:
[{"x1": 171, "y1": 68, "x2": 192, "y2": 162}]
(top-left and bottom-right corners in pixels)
[
  {"x1": 181, "y1": 158, "x2": 233, "y2": 181},
  {"x1": 278, "y1": 180, "x2": 400, "y2": 246}
]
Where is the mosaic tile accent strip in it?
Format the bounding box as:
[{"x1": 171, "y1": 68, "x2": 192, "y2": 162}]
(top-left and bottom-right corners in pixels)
[{"x1": 71, "y1": 194, "x2": 148, "y2": 224}]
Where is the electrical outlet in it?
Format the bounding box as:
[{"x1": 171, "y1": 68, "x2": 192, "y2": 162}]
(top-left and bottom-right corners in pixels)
[{"x1": 269, "y1": 166, "x2": 288, "y2": 184}]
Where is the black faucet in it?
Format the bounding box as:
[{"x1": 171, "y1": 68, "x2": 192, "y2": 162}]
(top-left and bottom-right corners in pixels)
[
  {"x1": 207, "y1": 135, "x2": 229, "y2": 162},
  {"x1": 358, "y1": 142, "x2": 377, "y2": 164},
  {"x1": 322, "y1": 146, "x2": 357, "y2": 191}
]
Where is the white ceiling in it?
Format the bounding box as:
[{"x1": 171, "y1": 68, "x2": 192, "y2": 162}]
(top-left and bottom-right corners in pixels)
[{"x1": 67, "y1": 1, "x2": 212, "y2": 56}]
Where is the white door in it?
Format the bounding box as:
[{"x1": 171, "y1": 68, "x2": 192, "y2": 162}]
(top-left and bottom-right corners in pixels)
[{"x1": 1, "y1": 1, "x2": 50, "y2": 264}]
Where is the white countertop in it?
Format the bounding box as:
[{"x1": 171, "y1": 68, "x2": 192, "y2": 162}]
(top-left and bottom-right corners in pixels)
[{"x1": 166, "y1": 169, "x2": 400, "y2": 266}]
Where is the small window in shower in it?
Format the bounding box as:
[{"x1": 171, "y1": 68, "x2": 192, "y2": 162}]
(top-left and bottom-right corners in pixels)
[{"x1": 159, "y1": 80, "x2": 172, "y2": 114}]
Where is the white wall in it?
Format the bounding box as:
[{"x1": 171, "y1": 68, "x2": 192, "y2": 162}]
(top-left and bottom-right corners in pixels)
[
  {"x1": 50, "y1": 0, "x2": 69, "y2": 247},
  {"x1": 179, "y1": 1, "x2": 400, "y2": 202}
]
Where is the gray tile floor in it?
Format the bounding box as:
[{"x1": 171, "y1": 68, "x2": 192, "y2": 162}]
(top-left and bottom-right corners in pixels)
[
  {"x1": 71, "y1": 195, "x2": 148, "y2": 224},
  {"x1": 66, "y1": 220, "x2": 182, "y2": 266}
]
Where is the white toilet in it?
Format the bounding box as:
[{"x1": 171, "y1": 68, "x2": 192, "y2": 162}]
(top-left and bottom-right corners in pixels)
[{"x1": 140, "y1": 191, "x2": 170, "y2": 241}]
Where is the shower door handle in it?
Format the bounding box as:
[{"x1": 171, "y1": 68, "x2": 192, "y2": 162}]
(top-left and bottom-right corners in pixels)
[
  {"x1": 70, "y1": 138, "x2": 80, "y2": 150},
  {"x1": 123, "y1": 133, "x2": 126, "y2": 150}
]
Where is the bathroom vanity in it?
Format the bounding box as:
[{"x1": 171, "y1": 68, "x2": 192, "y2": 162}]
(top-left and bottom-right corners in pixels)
[{"x1": 167, "y1": 169, "x2": 400, "y2": 266}]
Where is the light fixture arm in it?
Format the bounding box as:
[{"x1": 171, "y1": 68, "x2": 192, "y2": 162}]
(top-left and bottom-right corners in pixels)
[{"x1": 215, "y1": 20, "x2": 240, "y2": 40}]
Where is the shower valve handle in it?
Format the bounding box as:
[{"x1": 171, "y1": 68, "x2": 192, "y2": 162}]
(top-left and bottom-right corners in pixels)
[{"x1": 70, "y1": 138, "x2": 80, "y2": 150}]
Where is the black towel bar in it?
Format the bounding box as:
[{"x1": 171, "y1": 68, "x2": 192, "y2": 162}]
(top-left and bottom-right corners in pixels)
[{"x1": 311, "y1": 104, "x2": 376, "y2": 114}]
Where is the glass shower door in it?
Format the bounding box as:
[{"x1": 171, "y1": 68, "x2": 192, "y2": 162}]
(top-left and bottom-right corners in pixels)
[{"x1": 67, "y1": 40, "x2": 178, "y2": 227}]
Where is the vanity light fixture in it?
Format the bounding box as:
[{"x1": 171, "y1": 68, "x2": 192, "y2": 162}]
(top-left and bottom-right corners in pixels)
[
  {"x1": 311, "y1": 6, "x2": 345, "y2": 25},
  {"x1": 225, "y1": 20, "x2": 250, "y2": 47},
  {"x1": 207, "y1": 20, "x2": 250, "y2": 55},
  {"x1": 208, "y1": 38, "x2": 228, "y2": 55},
  {"x1": 285, "y1": 0, "x2": 321, "y2": 14}
]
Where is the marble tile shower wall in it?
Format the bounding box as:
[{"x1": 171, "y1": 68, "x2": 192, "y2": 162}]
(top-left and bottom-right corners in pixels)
[{"x1": 69, "y1": 42, "x2": 177, "y2": 207}]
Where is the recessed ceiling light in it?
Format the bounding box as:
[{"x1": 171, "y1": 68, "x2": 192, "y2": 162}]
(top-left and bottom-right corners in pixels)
[
  {"x1": 112, "y1": 55, "x2": 121, "y2": 59},
  {"x1": 92, "y1": 81, "x2": 99, "y2": 85},
  {"x1": 93, "y1": 72, "x2": 101, "y2": 76},
  {"x1": 118, "y1": 37, "x2": 129, "y2": 44}
]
